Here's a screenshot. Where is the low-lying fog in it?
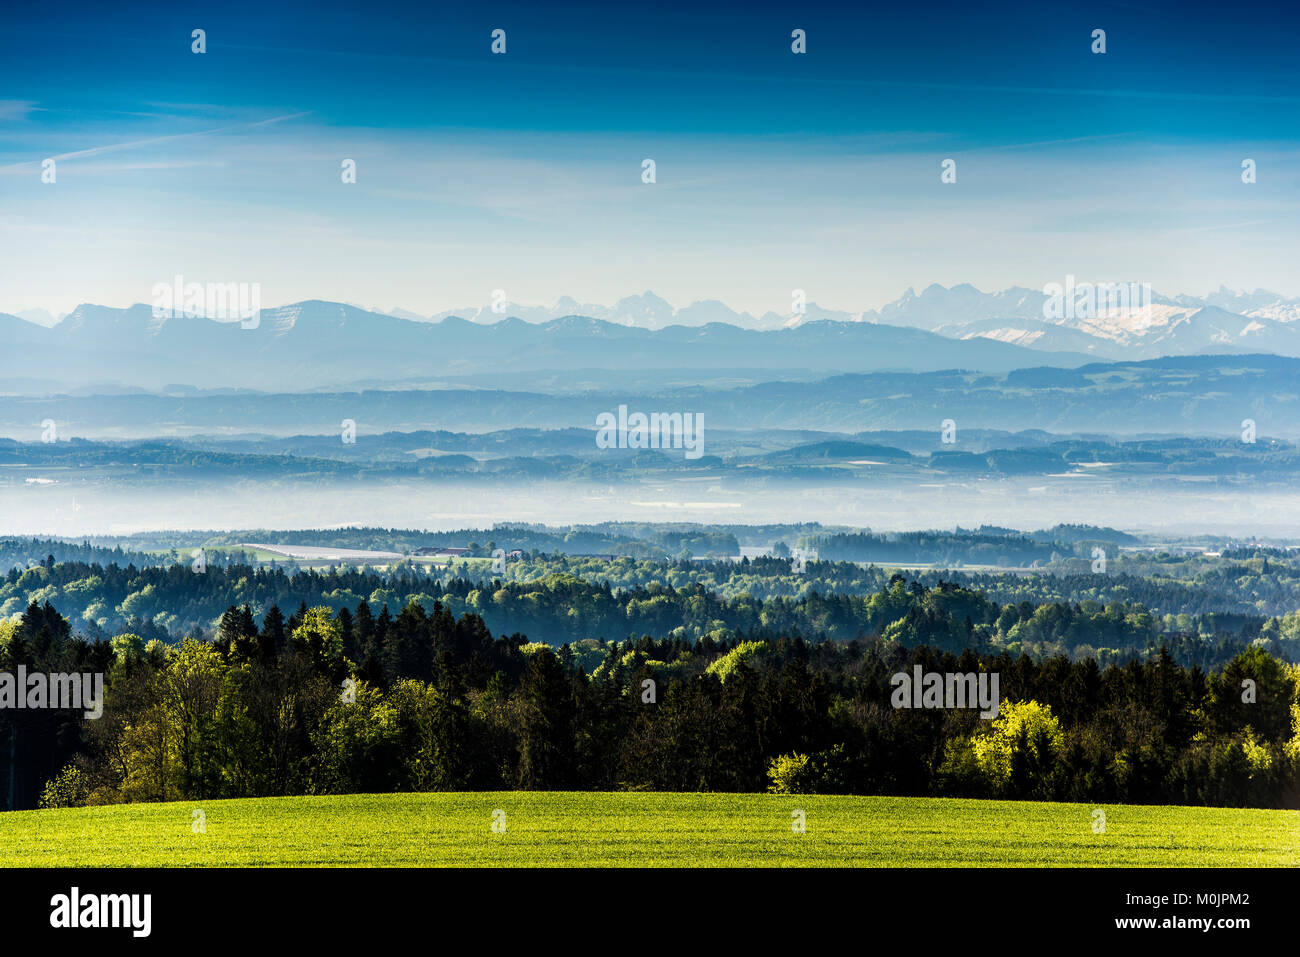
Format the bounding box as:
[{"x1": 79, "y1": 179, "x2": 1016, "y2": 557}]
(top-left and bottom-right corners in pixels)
[{"x1": 2, "y1": 475, "x2": 1296, "y2": 540}]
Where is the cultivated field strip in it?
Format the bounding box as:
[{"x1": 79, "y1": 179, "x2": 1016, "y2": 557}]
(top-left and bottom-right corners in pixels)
[{"x1": 2, "y1": 793, "x2": 1297, "y2": 867}]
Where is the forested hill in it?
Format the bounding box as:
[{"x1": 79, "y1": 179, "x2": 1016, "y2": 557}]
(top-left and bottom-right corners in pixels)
[
  {"x1": 2, "y1": 595, "x2": 1295, "y2": 813},
  {"x1": 4, "y1": 557, "x2": 1295, "y2": 667}
]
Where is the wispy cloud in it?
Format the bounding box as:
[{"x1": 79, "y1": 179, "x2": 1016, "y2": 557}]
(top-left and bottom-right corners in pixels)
[
  {"x1": 0, "y1": 100, "x2": 40, "y2": 120},
  {"x1": 1166, "y1": 220, "x2": 1277, "y2": 235},
  {"x1": 0, "y1": 111, "x2": 311, "y2": 171}
]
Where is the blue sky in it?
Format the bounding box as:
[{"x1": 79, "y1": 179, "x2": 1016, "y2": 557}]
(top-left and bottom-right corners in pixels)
[{"x1": 2, "y1": 0, "x2": 1299, "y2": 316}]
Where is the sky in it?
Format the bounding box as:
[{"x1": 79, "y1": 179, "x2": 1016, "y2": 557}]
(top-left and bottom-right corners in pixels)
[{"x1": 2, "y1": 0, "x2": 1299, "y2": 318}]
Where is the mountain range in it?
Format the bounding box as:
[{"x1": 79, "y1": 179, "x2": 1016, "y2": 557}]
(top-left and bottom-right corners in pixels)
[
  {"x1": 377, "y1": 291, "x2": 855, "y2": 331},
  {"x1": 0, "y1": 300, "x2": 1092, "y2": 394},
  {"x1": 381, "y1": 284, "x2": 1300, "y2": 360},
  {"x1": 6, "y1": 284, "x2": 1300, "y2": 395}
]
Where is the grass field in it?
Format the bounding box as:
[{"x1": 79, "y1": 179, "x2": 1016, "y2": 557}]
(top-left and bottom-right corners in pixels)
[{"x1": 2, "y1": 793, "x2": 1297, "y2": 867}]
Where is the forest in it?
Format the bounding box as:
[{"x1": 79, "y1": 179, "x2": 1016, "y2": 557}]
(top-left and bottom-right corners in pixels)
[
  {"x1": 2, "y1": 582, "x2": 1297, "y2": 813},
  {"x1": 6, "y1": 555, "x2": 1294, "y2": 663}
]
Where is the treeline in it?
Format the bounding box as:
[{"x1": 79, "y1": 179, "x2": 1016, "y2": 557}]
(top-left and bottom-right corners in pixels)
[
  {"x1": 2, "y1": 559, "x2": 1280, "y2": 665},
  {"x1": 501, "y1": 554, "x2": 1299, "y2": 619},
  {"x1": 47, "y1": 525, "x2": 741, "y2": 561},
  {"x1": 11, "y1": 542, "x2": 1300, "y2": 628},
  {"x1": 199, "y1": 523, "x2": 740, "y2": 558},
  {"x1": 949, "y1": 562, "x2": 1300, "y2": 619},
  {"x1": 809, "y1": 531, "x2": 1093, "y2": 566},
  {"x1": 4, "y1": 598, "x2": 1297, "y2": 812},
  {"x1": 0, "y1": 540, "x2": 162, "y2": 572},
  {"x1": 3, "y1": 559, "x2": 1285, "y2": 665}
]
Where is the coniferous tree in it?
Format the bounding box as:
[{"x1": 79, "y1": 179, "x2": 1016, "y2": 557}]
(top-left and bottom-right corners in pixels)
[
  {"x1": 260, "y1": 605, "x2": 287, "y2": 661},
  {"x1": 517, "y1": 649, "x2": 575, "y2": 790}
]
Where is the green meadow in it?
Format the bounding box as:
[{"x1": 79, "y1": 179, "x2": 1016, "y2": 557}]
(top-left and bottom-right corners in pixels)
[{"x1": 2, "y1": 792, "x2": 1296, "y2": 867}]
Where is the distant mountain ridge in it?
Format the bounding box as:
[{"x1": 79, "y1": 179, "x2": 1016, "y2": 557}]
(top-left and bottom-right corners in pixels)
[
  {"x1": 371, "y1": 283, "x2": 1300, "y2": 359},
  {"x1": 0, "y1": 299, "x2": 1094, "y2": 394},
  {"x1": 6, "y1": 282, "x2": 1300, "y2": 395},
  {"x1": 377, "y1": 290, "x2": 855, "y2": 331},
  {"x1": 13, "y1": 285, "x2": 1300, "y2": 340},
  {"x1": 371, "y1": 282, "x2": 1300, "y2": 343}
]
